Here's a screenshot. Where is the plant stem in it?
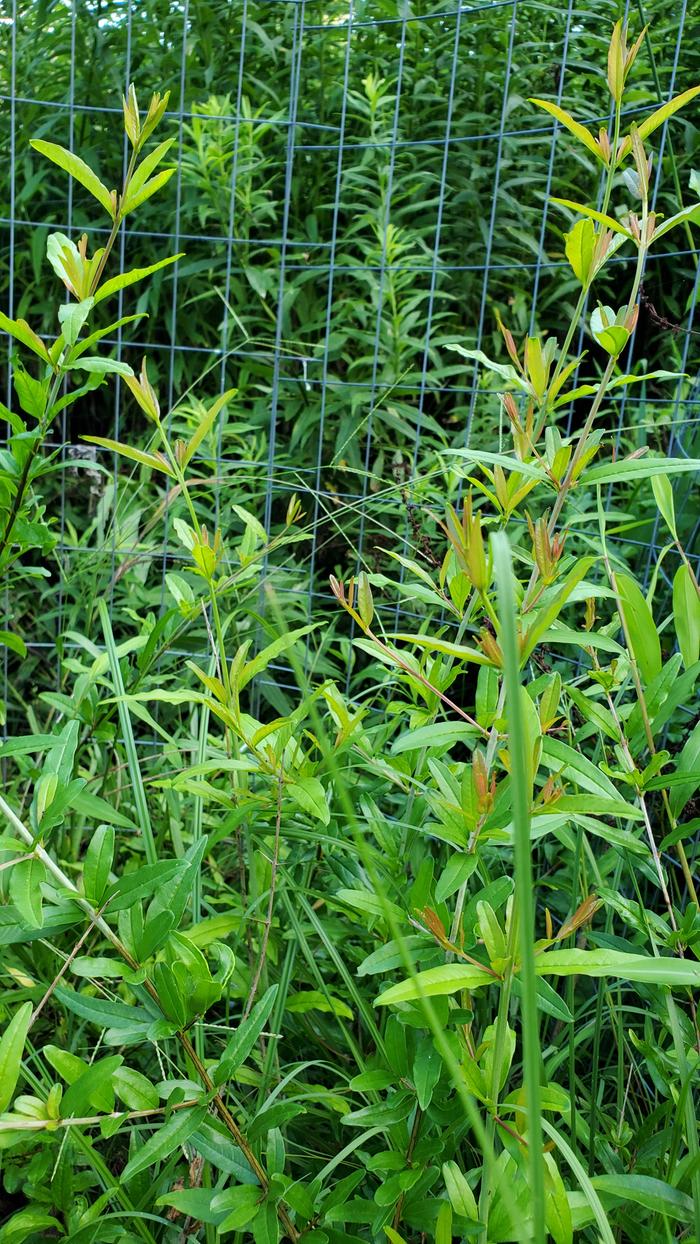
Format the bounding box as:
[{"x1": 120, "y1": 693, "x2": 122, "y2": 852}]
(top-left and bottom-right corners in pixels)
[{"x1": 492, "y1": 531, "x2": 545, "y2": 1243}]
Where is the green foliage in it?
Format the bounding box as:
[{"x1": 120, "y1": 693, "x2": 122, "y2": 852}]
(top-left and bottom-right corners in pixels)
[{"x1": 0, "y1": 10, "x2": 698, "y2": 1244}]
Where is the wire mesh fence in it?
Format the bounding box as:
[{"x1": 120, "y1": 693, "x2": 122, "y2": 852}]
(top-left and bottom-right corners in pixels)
[{"x1": 1, "y1": 0, "x2": 698, "y2": 737}]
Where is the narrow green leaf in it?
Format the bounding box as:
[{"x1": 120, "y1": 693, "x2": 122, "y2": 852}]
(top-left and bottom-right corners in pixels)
[
  {"x1": 653, "y1": 201, "x2": 700, "y2": 241},
  {"x1": 669, "y1": 720, "x2": 700, "y2": 820},
  {"x1": 121, "y1": 1104, "x2": 208, "y2": 1180},
  {"x1": 650, "y1": 473, "x2": 677, "y2": 538},
  {"x1": 536, "y1": 948, "x2": 699, "y2": 988},
  {"x1": 83, "y1": 825, "x2": 114, "y2": 905},
  {"x1": 0, "y1": 631, "x2": 27, "y2": 659},
  {"x1": 183, "y1": 389, "x2": 237, "y2": 466},
  {"x1": 583, "y1": 456, "x2": 700, "y2": 484},
  {"x1": 375, "y1": 963, "x2": 494, "y2": 1005},
  {"x1": 121, "y1": 166, "x2": 175, "y2": 215},
  {"x1": 58, "y1": 296, "x2": 94, "y2": 347},
  {"x1": 216, "y1": 984, "x2": 279, "y2": 1080},
  {"x1": 30, "y1": 139, "x2": 115, "y2": 216},
  {"x1": 673, "y1": 564, "x2": 700, "y2": 670},
  {"x1": 616, "y1": 572, "x2": 661, "y2": 685},
  {"x1": 69, "y1": 355, "x2": 134, "y2": 378},
  {"x1": 591, "y1": 1174, "x2": 694, "y2": 1222},
  {"x1": 93, "y1": 253, "x2": 184, "y2": 306},
  {"x1": 635, "y1": 85, "x2": 700, "y2": 143},
  {"x1": 0, "y1": 1001, "x2": 33, "y2": 1112},
  {"x1": 529, "y1": 100, "x2": 604, "y2": 163},
  {"x1": 0, "y1": 311, "x2": 52, "y2": 364},
  {"x1": 9, "y1": 856, "x2": 45, "y2": 928},
  {"x1": 442, "y1": 1160, "x2": 478, "y2": 1220},
  {"x1": 82, "y1": 435, "x2": 175, "y2": 477},
  {"x1": 551, "y1": 197, "x2": 633, "y2": 239}
]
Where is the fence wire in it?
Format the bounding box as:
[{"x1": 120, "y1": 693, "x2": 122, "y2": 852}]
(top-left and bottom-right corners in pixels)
[{"x1": 1, "y1": 0, "x2": 698, "y2": 737}]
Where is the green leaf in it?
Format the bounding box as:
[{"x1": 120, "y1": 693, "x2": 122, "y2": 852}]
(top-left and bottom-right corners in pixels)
[
  {"x1": 413, "y1": 1036, "x2": 442, "y2": 1109},
  {"x1": 442, "y1": 1160, "x2": 478, "y2": 1220},
  {"x1": 285, "y1": 990, "x2": 353, "y2": 1020},
  {"x1": 0, "y1": 631, "x2": 27, "y2": 659},
  {"x1": 635, "y1": 85, "x2": 700, "y2": 144},
  {"x1": 541, "y1": 737, "x2": 622, "y2": 802},
  {"x1": 121, "y1": 167, "x2": 175, "y2": 215},
  {"x1": 564, "y1": 218, "x2": 596, "y2": 283},
  {"x1": 616, "y1": 572, "x2": 661, "y2": 685},
  {"x1": 69, "y1": 355, "x2": 134, "y2": 378},
  {"x1": 529, "y1": 100, "x2": 605, "y2": 163},
  {"x1": 544, "y1": 1153, "x2": 573, "y2": 1244},
  {"x1": 211, "y1": 1185, "x2": 264, "y2": 1232},
  {"x1": 0, "y1": 1210, "x2": 64, "y2": 1244},
  {"x1": 673, "y1": 564, "x2": 700, "y2": 670},
  {"x1": 55, "y1": 986, "x2": 152, "y2": 1033},
  {"x1": 156, "y1": 1187, "x2": 230, "y2": 1227},
  {"x1": 590, "y1": 306, "x2": 629, "y2": 356},
  {"x1": 70, "y1": 788, "x2": 138, "y2": 828},
  {"x1": 9, "y1": 856, "x2": 45, "y2": 928},
  {"x1": 288, "y1": 776, "x2": 330, "y2": 825},
  {"x1": 583, "y1": 456, "x2": 700, "y2": 484},
  {"x1": 653, "y1": 201, "x2": 700, "y2": 241},
  {"x1": 390, "y1": 633, "x2": 490, "y2": 667},
  {"x1": 127, "y1": 138, "x2": 176, "y2": 198},
  {"x1": 93, "y1": 254, "x2": 184, "y2": 306},
  {"x1": 435, "y1": 853, "x2": 479, "y2": 903},
  {"x1": 83, "y1": 825, "x2": 114, "y2": 905},
  {"x1": 553, "y1": 370, "x2": 686, "y2": 410},
  {"x1": 522, "y1": 557, "x2": 596, "y2": 660},
  {"x1": 82, "y1": 435, "x2": 175, "y2": 477},
  {"x1": 650, "y1": 473, "x2": 677, "y2": 539},
  {"x1": 61, "y1": 1054, "x2": 122, "y2": 1117},
  {"x1": 535, "y1": 948, "x2": 699, "y2": 988},
  {"x1": 121, "y1": 1104, "x2": 208, "y2": 1180},
  {"x1": 0, "y1": 1001, "x2": 33, "y2": 1112},
  {"x1": 0, "y1": 311, "x2": 52, "y2": 364},
  {"x1": 183, "y1": 389, "x2": 237, "y2": 466},
  {"x1": 591, "y1": 1174, "x2": 694, "y2": 1222},
  {"x1": 552, "y1": 197, "x2": 633, "y2": 239},
  {"x1": 216, "y1": 984, "x2": 279, "y2": 1081},
  {"x1": 450, "y1": 343, "x2": 525, "y2": 386},
  {"x1": 375, "y1": 963, "x2": 494, "y2": 1006},
  {"x1": 239, "y1": 625, "x2": 316, "y2": 691},
  {"x1": 58, "y1": 297, "x2": 94, "y2": 347},
  {"x1": 30, "y1": 139, "x2": 115, "y2": 216},
  {"x1": 106, "y1": 859, "x2": 188, "y2": 912},
  {"x1": 669, "y1": 720, "x2": 700, "y2": 820}
]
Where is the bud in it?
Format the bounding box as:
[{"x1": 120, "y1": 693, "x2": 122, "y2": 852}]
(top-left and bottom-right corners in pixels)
[
  {"x1": 286, "y1": 493, "x2": 305, "y2": 526},
  {"x1": 124, "y1": 357, "x2": 161, "y2": 423},
  {"x1": 357, "y1": 572, "x2": 374, "y2": 628},
  {"x1": 596, "y1": 127, "x2": 611, "y2": 164},
  {"x1": 495, "y1": 311, "x2": 523, "y2": 372},
  {"x1": 527, "y1": 513, "x2": 566, "y2": 584},
  {"x1": 140, "y1": 90, "x2": 171, "y2": 146},
  {"x1": 473, "y1": 749, "x2": 495, "y2": 816},
  {"x1": 479, "y1": 628, "x2": 502, "y2": 667},
  {"x1": 191, "y1": 524, "x2": 222, "y2": 580},
  {"x1": 607, "y1": 23, "x2": 646, "y2": 104},
  {"x1": 123, "y1": 84, "x2": 140, "y2": 147},
  {"x1": 607, "y1": 20, "x2": 625, "y2": 103}
]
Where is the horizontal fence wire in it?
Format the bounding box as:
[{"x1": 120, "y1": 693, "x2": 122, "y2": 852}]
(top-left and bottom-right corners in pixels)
[{"x1": 0, "y1": 0, "x2": 698, "y2": 739}]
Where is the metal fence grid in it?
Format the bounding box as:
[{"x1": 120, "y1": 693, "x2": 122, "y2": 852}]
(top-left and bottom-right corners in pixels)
[{"x1": 1, "y1": 0, "x2": 698, "y2": 738}]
